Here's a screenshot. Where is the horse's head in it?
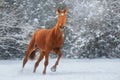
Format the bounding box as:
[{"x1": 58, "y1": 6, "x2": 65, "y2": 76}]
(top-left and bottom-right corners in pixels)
[{"x1": 57, "y1": 7, "x2": 68, "y2": 31}]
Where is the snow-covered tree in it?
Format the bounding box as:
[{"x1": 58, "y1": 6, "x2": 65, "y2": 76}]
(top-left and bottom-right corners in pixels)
[{"x1": 0, "y1": 0, "x2": 120, "y2": 59}]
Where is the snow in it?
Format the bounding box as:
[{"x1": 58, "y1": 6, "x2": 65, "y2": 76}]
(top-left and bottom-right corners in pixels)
[{"x1": 0, "y1": 59, "x2": 120, "y2": 80}]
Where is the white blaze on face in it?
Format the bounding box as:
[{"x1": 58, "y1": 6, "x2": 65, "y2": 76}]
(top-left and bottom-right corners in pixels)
[
  {"x1": 59, "y1": 13, "x2": 65, "y2": 36},
  {"x1": 61, "y1": 13, "x2": 64, "y2": 16}
]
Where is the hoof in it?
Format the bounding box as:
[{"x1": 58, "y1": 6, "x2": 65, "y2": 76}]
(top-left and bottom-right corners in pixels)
[
  {"x1": 33, "y1": 71, "x2": 36, "y2": 73},
  {"x1": 33, "y1": 69, "x2": 36, "y2": 73},
  {"x1": 43, "y1": 71, "x2": 46, "y2": 75},
  {"x1": 51, "y1": 67, "x2": 56, "y2": 72}
]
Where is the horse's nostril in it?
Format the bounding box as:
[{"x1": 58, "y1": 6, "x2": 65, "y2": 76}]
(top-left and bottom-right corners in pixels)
[{"x1": 60, "y1": 26, "x2": 65, "y2": 29}]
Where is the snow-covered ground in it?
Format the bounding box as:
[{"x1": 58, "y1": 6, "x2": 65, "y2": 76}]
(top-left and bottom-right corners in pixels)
[{"x1": 0, "y1": 59, "x2": 120, "y2": 80}]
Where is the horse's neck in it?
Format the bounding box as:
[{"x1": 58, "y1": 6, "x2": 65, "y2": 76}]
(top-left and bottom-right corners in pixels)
[
  {"x1": 55, "y1": 20, "x2": 61, "y2": 28},
  {"x1": 50, "y1": 17, "x2": 64, "y2": 37},
  {"x1": 51, "y1": 23, "x2": 62, "y2": 37},
  {"x1": 54, "y1": 19, "x2": 62, "y2": 31}
]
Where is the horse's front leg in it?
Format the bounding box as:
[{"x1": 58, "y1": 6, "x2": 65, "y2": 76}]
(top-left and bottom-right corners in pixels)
[
  {"x1": 43, "y1": 51, "x2": 50, "y2": 74},
  {"x1": 51, "y1": 50, "x2": 62, "y2": 72}
]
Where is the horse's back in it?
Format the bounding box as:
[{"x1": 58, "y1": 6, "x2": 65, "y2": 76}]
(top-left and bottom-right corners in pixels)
[{"x1": 35, "y1": 29, "x2": 51, "y2": 38}]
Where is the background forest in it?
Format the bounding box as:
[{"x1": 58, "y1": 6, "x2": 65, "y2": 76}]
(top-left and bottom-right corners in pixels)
[{"x1": 0, "y1": 0, "x2": 120, "y2": 59}]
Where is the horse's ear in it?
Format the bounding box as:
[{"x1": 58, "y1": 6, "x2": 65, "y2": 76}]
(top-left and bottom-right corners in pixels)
[
  {"x1": 57, "y1": 8, "x2": 61, "y2": 14},
  {"x1": 63, "y1": 7, "x2": 68, "y2": 14}
]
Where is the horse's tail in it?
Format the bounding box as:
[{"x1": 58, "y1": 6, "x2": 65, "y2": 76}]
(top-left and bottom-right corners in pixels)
[
  {"x1": 29, "y1": 47, "x2": 37, "y2": 60},
  {"x1": 23, "y1": 32, "x2": 36, "y2": 68},
  {"x1": 25, "y1": 33, "x2": 36, "y2": 60},
  {"x1": 28, "y1": 33, "x2": 37, "y2": 60}
]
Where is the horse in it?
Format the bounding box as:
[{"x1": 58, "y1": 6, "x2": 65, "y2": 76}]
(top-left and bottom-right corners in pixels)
[{"x1": 22, "y1": 7, "x2": 68, "y2": 74}]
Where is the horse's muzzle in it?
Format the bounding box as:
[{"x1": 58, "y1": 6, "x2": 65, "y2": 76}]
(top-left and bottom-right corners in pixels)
[
  {"x1": 60, "y1": 26, "x2": 65, "y2": 31},
  {"x1": 60, "y1": 26, "x2": 65, "y2": 29}
]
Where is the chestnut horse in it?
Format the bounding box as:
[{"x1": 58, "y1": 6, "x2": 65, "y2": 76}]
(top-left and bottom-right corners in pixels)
[{"x1": 22, "y1": 7, "x2": 67, "y2": 74}]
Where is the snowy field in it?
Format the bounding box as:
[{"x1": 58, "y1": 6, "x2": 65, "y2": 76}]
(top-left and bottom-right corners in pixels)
[{"x1": 0, "y1": 59, "x2": 120, "y2": 80}]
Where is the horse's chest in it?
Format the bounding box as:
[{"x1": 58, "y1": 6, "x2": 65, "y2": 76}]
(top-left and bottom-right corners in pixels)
[{"x1": 53, "y1": 35, "x2": 64, "y2": 46}]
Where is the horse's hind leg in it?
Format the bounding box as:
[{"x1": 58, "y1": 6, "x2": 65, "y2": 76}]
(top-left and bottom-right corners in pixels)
[
  {"x1": 22, "y1": 49, "x2": 32, "y2": 68},
  {"x1": 51, "y1": 49, "x2": 62, "y2": 72},
  {"x1": 23, "y1": 33, "x2": 35, "y2": 68},
  {"x1": 22, "y1": 48, "x2": 34, "y2": 68},
  {"x1": 33, "y1": 50, "x2": 44, "y2": 73}
]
